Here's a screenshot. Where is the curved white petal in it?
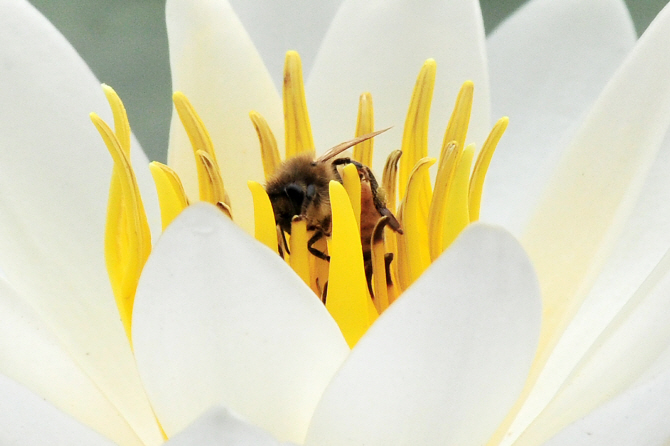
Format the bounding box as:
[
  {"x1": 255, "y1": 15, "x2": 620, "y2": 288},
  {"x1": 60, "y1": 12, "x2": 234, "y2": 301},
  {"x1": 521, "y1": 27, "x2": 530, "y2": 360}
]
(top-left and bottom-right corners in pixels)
[
  {"x1": 543, "y1": 365, "x2": 670, "y2": 446},
  {"x1": 0, "y1": 373, "x2": 116, "y2": 446},
  {"x1": 166, "y1": 0, "x2": 283, "y2": 234},
  {"x1": 0, "y1": 1, "x2": 161, "y2": 444},
  {"x1": 505, "y1": 126, "x2": 670, "y2": 444},
  {"x1": 133, "y1": 204, "x2": 349, "y2": 443},
  {"x1": 166, "y1": 406, "x2": 287, "y2": 446},
  {"x1": 306, "y1": 0, "x2": 490, "y2": 176},
  {"x1": 304, "y1": 224, "x2": 541, "y2": 446},
  {"x1": 483, "y1": 0, "x2": 636, "y2": 234},
  {"x1": 521, "y1": 0, "x2": 670, "y2": 359},
  {"x1": 228, "y1": 0, "x2": 343, "y2": 89},
  {"x1": 0, "y1": 279, "x2": 143, "y2": 445}
]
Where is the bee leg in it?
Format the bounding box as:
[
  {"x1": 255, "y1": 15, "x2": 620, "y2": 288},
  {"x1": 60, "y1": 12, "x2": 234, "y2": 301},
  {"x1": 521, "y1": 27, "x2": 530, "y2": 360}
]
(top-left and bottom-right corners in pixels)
[
  {"x1": 307, "y1": 230, "x2": 330, "y2": 261},
  {"x1": 279, "y1": 226, "x2": 290, "y2": 256},
  {"x1": 384, "y1": 253, "x2": 394, "y2": 285},
  {"x1": 321, "y1": 281, "x2": 328, "y2": 305},
  {"x1": 363, "y1": 251, "x2": 375, "y2": 299}
]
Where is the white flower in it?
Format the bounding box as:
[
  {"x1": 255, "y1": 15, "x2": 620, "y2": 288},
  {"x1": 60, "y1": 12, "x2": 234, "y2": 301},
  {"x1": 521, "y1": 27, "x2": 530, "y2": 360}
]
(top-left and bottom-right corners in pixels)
[{"x1": 2, "y1": 0, "x2": 670, "y2": 445}]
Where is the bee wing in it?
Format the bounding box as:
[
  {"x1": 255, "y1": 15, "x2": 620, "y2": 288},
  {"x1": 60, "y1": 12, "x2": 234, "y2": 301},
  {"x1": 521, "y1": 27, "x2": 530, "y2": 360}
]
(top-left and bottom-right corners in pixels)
[{"x1": 316, "y1": 127, "x2": 391, "y2": 164}]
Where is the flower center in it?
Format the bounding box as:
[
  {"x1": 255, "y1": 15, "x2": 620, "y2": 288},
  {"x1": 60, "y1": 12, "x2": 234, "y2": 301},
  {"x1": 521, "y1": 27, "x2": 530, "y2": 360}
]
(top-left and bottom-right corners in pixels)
[{"x1": 92, "y1": 51, "x2": 507, "y2": 349}]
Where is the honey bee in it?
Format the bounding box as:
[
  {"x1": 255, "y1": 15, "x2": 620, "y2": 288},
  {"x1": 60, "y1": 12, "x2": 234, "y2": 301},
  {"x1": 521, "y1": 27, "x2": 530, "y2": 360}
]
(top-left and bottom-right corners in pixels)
[{"x1": 265, "y1": 129, "x2": 402, "y2": 295}]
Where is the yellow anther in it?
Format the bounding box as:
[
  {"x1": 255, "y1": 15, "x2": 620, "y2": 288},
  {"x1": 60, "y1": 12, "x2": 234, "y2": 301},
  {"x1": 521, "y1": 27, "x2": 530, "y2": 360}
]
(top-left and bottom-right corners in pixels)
[
  {"x1": 341, "y1": 163, "x2": 362, "y2": 230},
  {"x1": 247, "y1": 181, "x2": 278, "y2": 254},
  {"x1": 399, "y1": 59, "x2": 436, "y2": 206},
  {"x1": 289, "y1": 216, "x2": 310, "y2": 286},
  {"x1": 173, "y1": 91, "x2": 221, "y2": 200},
  {"x1": 149, "y1": 161, "x2": 189, "y2": 230},
  {"x1": 250, "y1": 111, "x2": 281, "y2": 180},
  {"x1": 440, "y1": 81, "x2": 474, "y2": 162},
  {"x1": 370, "y1": 217, "x2": 390, "y2": 313},
  {"x1": 469, "y1": 117, "x2": 508, "y2": 221},
  {"x1": 326, "y1": 181, "x2": 374, "y2": 348},
  {"x1": 399, "y1": 157, "x2": 436, "y2": 285},
  {"x1": 196, "y1": 150, "x2": 230, "y2": 214},
  {"x1": 353, "y1": 92, "x2": 374, "y2": 166},
  {"x1": 428, "y1": 141, "x2": 460, "y2": 261},
  {"x1": 283, "y1": 51, "x2": 314, "y2": 158},
  {"x1": 443, "y1": 144, "x2": 475, "y2": 249},
  {"x1": 90, "y1": 112, "x2": 151, "y2": 345}
]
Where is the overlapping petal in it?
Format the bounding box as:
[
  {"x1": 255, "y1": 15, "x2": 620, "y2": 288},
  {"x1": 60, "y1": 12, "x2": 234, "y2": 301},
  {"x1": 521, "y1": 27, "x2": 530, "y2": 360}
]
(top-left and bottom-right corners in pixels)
[{"x1": 132, "y1": 204, "x2": 349, "y2": 442}]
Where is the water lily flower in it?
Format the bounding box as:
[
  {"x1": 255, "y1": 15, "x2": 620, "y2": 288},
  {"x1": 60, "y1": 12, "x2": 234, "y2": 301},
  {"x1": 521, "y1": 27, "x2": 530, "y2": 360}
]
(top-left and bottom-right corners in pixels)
[{"x1": 2, "y1": 0, "x2": 670, "y2": 445}]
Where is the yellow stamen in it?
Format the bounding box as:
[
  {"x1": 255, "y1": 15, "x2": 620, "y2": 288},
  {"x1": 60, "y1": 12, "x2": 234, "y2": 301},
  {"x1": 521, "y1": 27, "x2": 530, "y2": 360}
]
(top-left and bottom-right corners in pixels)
[
  {"x1": 90, "y1": 112, "x2": 151, "y2": 345},
  {"x1": 149, "y1": 161, "x2": 189, "y2": 230},
  {"x1": 353, "y1": 92, "x2": 374, "y2": 166},
  {"x1": 381, "y1": 150, "x2": 402, "y2": 291},
  {"x1": 102, "y1": 84, "x2": 131, "y2": 154},
  {"x1": 469, "y1": 117, "x2": 508, "y2": 221},
  {"x1": 370, "y1": 217, "x2": 390, "y2": 313},
  {"x1": 440, "y1": 81, "x2": 474, "y2": 160},
  {"x1": 250, "y1": 111, "x2": 281, "y2": 180},
  {"x1": 399, "y1": 157, "x2": 436, "y2": 285},
  {"x1": 399, "y1": 59, "x2": 436, "y2": 211},
  {"x1": 283, "y1": 51, "x2": 314, "y2": 158},
  {"x1": 247, "y1": 181, "x2": 278, "y2": 254},
  {"x1": 394, "y1": 204, "x2": 411, "y2": 293},
  {"x1": 196, "y1": 150, "x2": 231, "y2": 214},
  {"x1": 326, "y1": 181, "x2": 375, "y2": 348},
  {"x1": 341, "y1": 163, "x2": 362, "y2": 230},
  {"x1": 308, "y1": 236, "x2": 330, "y2": 297},
  {"x1": 427, "y1": 141, "x2": 460, "y2": 261},
  {"x1": 443, "y1": 144, "x2": 475, "y2": 249},
  {"x1": 289, "y1": 216, "x2": 310, "y2": 285}
]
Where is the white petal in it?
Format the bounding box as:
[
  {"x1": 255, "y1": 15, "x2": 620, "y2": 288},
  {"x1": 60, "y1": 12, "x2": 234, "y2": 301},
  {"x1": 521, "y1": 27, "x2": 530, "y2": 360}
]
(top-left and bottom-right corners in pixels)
[
  {"x1": 543, "y1": 366, "x2": 670, "y2": 446},
  {"x1": 228, "y1": 0, "x2": 343, "y2": 89},
  {"x1": 0, "y1": 373, "x2": 116, "y2": 446},
  {"x1": 304, "y1": 224, "x2": 541, "y2": 446},
  {"x1": 0, "y1": 279, "x2": 143, "y2": 445},
  {"x1": 504, "y1": 126, "x2": 670, "y2": 444},
  {"x1": 166, "y1": 0, "x2": 284, "y2": 234},
  {"x1": 513, "y1": 243, "x2": 670, "y2": 445},
  {"x1": 521, "y1": 0, "x2": 670, "y2": 357},
  {"x1": 0, "y1": 1, "x2": 161, "y2": 444},
  {"x1": 482, "y1": 0, "x2": 636, "y2": 234},
  {"x1": 166, "y1": 406, "x2": 289, "y2": 446},
  {"x1": 306, "y1": 0, "x2": 491, "y2": 176},
  {"x1": 133, "y1": 204, "x2": 349, "y2": 443}
]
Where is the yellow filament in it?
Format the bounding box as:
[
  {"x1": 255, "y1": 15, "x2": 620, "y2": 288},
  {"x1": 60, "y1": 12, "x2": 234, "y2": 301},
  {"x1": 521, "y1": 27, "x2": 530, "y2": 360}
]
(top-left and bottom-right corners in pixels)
[
  {"x1": 326, "y1": 181, "x2": 374, "y2": 347},
  {"x1": 400, "y1": 158, "x2": 436, "y2": 285},
  {"x1": 149, "y1": 162, "x2": 189, "y2": 230},
  {"x1": 427, "y1": 141, "x2": 461, "y2": 261},
  {"x1": 381, "y1": 150, "x2": 402, "y2": 288},
  {"x1": 196, "y1": 150, "x2": 230, "y2": 213},
  {"x1": 289, "y1": 217, "x2": 310, "y2": 286},
  {"x1": 91, "y1": 112, "x2": 151, "y2": 345},
  {"x1": 469, "y1": 117, "x2": 508, "y2": 221},
  {"x1": 247, "y1": 181, "x2": 278, "y2": 254},
  {"x1": 283, "y1": 51, "x2": 314, "y2": 158},
  {"x1": 440, "y1": 81, "x2": 474, "y2": 163},
  {"x1": 353, "y1": 92, "x2": 374, "y2": 166},
  {"x1": 443, "y1": 144, "x2": 475, "y2": 249},
  {"x1": 250, "y1": 111, "x2": 281, "y2": 179},
  {"x1": 173, "y1": 91, "x2": 221, "y2": 200},
  {"x1": 341, "y1": 163, "x2": 362, "y2": 230},
  {"x1": 394, "y1": 204, "x2": 410, "y2": 293},
  {"x1": 370, "y1": 218, "x2": 390, "y2": 313},
  {"x1": 399, "y1": 59, "x2": 436, "y2": 206}
]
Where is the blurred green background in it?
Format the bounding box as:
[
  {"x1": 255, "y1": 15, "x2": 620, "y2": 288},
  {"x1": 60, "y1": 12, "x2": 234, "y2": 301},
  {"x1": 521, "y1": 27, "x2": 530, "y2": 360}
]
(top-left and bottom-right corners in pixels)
[{"x1": 28, "y1": 0, "x2": 670, "y2": 162}]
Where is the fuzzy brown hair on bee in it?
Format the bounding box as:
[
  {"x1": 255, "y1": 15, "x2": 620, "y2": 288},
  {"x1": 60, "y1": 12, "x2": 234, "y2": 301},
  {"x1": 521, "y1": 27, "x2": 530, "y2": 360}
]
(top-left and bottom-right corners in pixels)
[{"x1": 264, "y1": 129, "x2": 402, "y2": 296}]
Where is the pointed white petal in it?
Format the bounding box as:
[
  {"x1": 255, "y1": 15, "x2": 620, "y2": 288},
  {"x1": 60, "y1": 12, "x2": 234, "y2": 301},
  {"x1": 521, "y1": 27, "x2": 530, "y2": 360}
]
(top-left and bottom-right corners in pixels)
[
  {"x1": 304, "y1": 224, "x2": 541, "y2": 446},
  {"x1": 521, "y1": 0, "x2": 670, "y2": 360},
  {"x1": 166, "y1": 406, "x2": 288, "y2": 446},
  {"x1": 306, "y1": 0, "x2": 490, "y2": 176},
  {"x1": 483, "y1": 0, "x2": 636, "y2": 234},
  {"x1": 0, "y1": 279, "x2": 143, "y2": 445},
  {"x1": 0, "y1": 373, "x2": 116, "y2": 446},
  {"x1": 543, "y1": 366, "x2": 670, "y2": 446},
  {"x1": 0, "y1": 1, "x2": 161, "y2": 443},
  {"x1": 228, "y1": 0, "x2": 343, "y2": 89},
  {"x1": 133, "y1": 204, "x2": 349, "y2": 443},
  {"x1": 166, "y1": 0, "x2": 283, "y2": 234}
]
